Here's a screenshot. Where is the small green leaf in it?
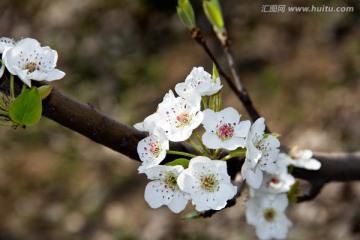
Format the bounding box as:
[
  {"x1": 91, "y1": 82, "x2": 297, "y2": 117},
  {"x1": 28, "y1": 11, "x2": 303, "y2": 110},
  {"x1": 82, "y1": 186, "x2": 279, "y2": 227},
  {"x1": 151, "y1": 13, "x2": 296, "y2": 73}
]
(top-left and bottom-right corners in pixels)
[
  {"x1": 165, "y1": 158, "x2": 190, "y2": 168},
  {"x1": 37, "y1": 85, "x2": 53, "y2": 100},
  {"x1": 287, "y1": 180, "x2": 300, "y2": 204},
  {"x1": 9, "y1": 87, "x2": 42, "y2": 126},
  {"x1": 181, "y1": 211, "x2": 201, "y2": 220},
  {"x1": 203, "y1": 0, "x2": 224, "y2": 32}
]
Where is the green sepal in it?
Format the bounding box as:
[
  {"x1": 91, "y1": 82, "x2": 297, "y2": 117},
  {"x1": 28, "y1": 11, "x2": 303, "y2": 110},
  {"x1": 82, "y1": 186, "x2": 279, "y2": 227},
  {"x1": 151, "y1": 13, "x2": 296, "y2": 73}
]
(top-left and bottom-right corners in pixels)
[
  {"x1": 165, "y1": 158, "x2": 190, "y2": 168},
  {"x1": 264, "y1": 133, "x2": 281, "y2": 139},
  {"x1": 209, "y1": 91, "x2": 222, "y2": 112},
  {"x1": 37, "y1": 85, "x2": 53, "y2": 100},
  {"x1": 287, "y1": 180, "x2": 300, "y2": 204},
  {"x1": 212, "y1": 63, "x2": 219, "y2": 81},
  {"x1": 177, "y1": 0, "x2": 196, "y2": 29},
  {"x1": 203, "y1": 0, "x2": 225, "y2": 32},
  {"x1": 181, "y1": 211, "x2": 201, "y2": 220},
  {"x1": 9, "y1": 87, "x2": 42, "y2": 126}
]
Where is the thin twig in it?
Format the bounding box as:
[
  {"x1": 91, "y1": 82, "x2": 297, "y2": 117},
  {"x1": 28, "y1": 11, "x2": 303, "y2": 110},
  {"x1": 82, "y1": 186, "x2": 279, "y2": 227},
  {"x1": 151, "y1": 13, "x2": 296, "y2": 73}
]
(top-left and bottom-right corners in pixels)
[
  {"x1": 189, "y1": 28, "x2": 270, "y2": 132},
  {"x1": 297, "y1": 179, "x2": 327, "y2": 203}
]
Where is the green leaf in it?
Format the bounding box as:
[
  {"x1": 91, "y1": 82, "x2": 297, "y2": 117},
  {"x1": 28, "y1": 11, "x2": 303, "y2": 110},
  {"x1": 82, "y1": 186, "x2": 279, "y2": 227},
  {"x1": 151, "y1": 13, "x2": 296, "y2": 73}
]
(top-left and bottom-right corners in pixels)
[
  {"x1": 165, "y1": 158, "x2": 190, "y2": 168},
  {"x1": 37, "y1": 85, "x2": 53, "y2": 100},
  {"x1": 203, "y1": 0, "x2": 224, "y2": 32},
  {"x1": 181, "y1": 211, "x2": 201, "y2": 220},
  {"x1": 9, "y1": 87, "x2": 42, "y2": 126}
]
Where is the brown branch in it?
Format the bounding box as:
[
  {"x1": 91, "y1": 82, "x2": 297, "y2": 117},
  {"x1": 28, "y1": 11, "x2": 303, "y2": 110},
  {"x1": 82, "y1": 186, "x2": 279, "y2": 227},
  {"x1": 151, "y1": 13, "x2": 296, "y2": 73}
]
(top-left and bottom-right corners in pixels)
[{"x1": 1, "y1": 73, "x2": 360, "y2": 185}]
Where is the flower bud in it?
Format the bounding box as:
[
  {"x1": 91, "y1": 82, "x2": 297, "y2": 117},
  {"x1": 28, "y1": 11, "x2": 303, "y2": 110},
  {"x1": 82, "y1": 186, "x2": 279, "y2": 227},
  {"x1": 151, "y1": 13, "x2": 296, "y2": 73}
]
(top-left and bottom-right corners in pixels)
[{"x1": 177, "y1": 0, "x2": 196, "y2": 29}]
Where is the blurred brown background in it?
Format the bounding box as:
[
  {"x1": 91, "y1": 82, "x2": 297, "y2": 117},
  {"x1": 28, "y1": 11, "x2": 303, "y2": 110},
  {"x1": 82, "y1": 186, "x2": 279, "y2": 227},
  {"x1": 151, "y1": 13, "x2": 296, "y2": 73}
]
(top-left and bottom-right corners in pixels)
[{"x1": 0, "y1": 0, "x2": 359, "y2": 239}]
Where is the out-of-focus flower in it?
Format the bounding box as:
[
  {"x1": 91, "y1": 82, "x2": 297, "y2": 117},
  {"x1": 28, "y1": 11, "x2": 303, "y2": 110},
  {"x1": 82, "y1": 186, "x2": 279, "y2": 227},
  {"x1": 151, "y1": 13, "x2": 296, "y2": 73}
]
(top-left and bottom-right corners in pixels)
[
  {"x1": 289, "y1": 148, "x2": 321, "y2": 170},
  {"x1": 246, "y1": 193, "x2": 292, "y2": 240}
]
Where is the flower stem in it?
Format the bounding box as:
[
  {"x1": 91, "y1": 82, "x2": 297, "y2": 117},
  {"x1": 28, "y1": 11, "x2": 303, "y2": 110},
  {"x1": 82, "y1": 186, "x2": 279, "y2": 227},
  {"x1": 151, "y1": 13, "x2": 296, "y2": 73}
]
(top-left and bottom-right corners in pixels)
[
  {"x1": 221, "y1": 148, "x2": 246, "y2": 161},
  {"x1": 201, "y1": 96, "x2": 208, "y2": 109},
  {"x1": 193, "y1": 131, "x2": 211, "y2": 156},
  {"x1": 10, "y1": 74, "x2": 15, "y2": 99},
  {"x1": 166, "y1": 150, "x2": 196, "y2": 158},
  {"x1": 187, "y1": 138, "x2": 203, "y2": 155}
]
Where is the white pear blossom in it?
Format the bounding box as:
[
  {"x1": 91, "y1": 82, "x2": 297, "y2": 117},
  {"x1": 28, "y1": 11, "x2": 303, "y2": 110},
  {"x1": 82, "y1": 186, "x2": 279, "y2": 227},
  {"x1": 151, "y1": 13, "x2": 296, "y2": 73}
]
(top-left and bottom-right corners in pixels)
[
  {"x1": 289, "y1": 148, "x2": 321, "y2": 170},
  {"x1": 253, "y1": 153, "x2": 296, "y2": 195},
  {"x1": 133, "y1": 90, "x2": 177, "y2": 134},
  {"x1": 175, "y1": 67, "x2": 222, "y2": 97},
  {"x1": 241, "y1": 117, "x2": 280, "y2": 189},
  {"x1": 177, "y1": 156, "x2": 237, "y2": 211},
  {"x1": 137, "y1": 127, "x2": 169, "y2": 173},
  {"x1": 0, "y1": 37, "x2": 15, "y2": 54},
  {"x1": 246, "y1": 193, "x2": 292, "y2": 240},
  {"x1": 157, "y1": 92, "x2": 203, "y2": 142},
  {"x1": 0, "y1": 37, "x2": 15, "y2": 78},
  {"x1": 2, "y1": 38, "x2": 65, "y2": 87},
  {"x1": 134, "y1": 112, "x2": 159, "y2": 134},
  {"x1": 202, "y1": 107, "x2": 250, "y2": 150},
  {"x1": 144, "y1": 165, "x2": 189, "y2": 213}
]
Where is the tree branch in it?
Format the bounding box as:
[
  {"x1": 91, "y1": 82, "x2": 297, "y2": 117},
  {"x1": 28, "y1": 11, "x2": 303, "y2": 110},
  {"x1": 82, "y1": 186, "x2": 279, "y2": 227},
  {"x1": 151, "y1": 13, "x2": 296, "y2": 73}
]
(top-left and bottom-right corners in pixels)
[{"x1": 1, "y1": 73, "x2": 360, "y2": 185}]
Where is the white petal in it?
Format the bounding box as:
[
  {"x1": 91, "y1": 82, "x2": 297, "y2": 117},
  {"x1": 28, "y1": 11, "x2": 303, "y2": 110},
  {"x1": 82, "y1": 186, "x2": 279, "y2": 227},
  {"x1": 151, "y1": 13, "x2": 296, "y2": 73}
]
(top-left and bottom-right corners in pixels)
[
  {"x1": 245, "y1": 198, "x2": 259, "y2": 225},
  {"x1": 28, "y1": 70, "x2": 48, "y2": 81},
  {"x1": 244, "y1": 167, "x2": 263, "y2": 189},
  {"x1": 202, "y1": 132, "x2": 223, "y2": 149},
  {"x1": 177, "y1": 170, "x2": 197, "y2": 193},
  {"x1": 202, "y1": 109, "x2": 218, "y2": 131},
  {"x1": 167, "y1": 191, "x2": 189, "y2": 213},
  {"x1": 303, "y1": 158, "x2": 321, "y2": 170},
  {"x1": 220, "y1": 107, "x2": 240, "y2": 124},
  {"x1": 250, "y1": 117, "x2": 265, "y2": 137},
  {"x1": 144, "y1": 181, "x2": 172, "y2": 208},
  {"x1": 246, "y1": 140, "x2": 262, "y2": 164},
  {"x1": 272, "y1": 194, "x2": 289, "y2": 212},
  {"x1": 44, "y1": 69, "x2": 65, "y2": 81},
  {"x1": 222, "y1": 137, "x2": 245, "y2": 150},
  {"x1": 234, "y1": 120, "x2": 251, "y2": 137}
]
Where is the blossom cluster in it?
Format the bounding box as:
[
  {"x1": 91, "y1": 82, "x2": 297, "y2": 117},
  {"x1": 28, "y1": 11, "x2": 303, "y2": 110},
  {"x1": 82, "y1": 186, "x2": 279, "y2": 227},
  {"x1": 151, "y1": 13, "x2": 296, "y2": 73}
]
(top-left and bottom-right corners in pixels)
[
  {"x1": 135, "y1": 66, "x2": 321, "y2": 239},
  {"x1": 0, "y1": 37, "x2": 65, "y2": 87}
]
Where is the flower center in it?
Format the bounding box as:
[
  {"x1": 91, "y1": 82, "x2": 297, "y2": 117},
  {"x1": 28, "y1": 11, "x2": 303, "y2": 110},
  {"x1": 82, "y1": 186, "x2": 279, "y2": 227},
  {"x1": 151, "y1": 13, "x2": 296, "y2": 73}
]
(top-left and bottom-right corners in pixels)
[
  {"x1": 176, "y1": 113, "x2": 191, "y2": 128},
  {"x1": 216, "y1": 123, "x2": 234, "y2": 141},
  {"x1": 263, "y1": 208, "x2": 277, "y2": 222},
  {"x1": 149, "y1": 140, "x2": 161, "y2": 157},
  {"x1": 200, "y1": 174, "x2": 219, "y2": 192},
  {"x1": 270, "y1": 177, "x2": 280, "y2": 184},
  {"x1": 163, "y1": 172, "x2": 178, "y2": 191},
  {"x1": 25, "y1": 62, "x2": 39, "y2": 73}
]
